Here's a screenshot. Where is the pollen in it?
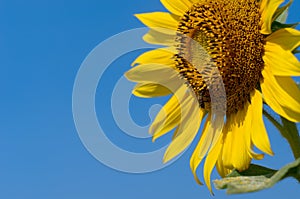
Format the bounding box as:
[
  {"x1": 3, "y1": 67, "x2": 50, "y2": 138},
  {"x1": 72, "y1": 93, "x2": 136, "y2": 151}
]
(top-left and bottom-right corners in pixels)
[{"x1": 174, "y1": 0, "x2": 265, "y2": 115}]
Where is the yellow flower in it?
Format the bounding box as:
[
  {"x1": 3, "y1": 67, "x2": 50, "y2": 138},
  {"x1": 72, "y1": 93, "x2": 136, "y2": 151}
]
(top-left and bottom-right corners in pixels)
[{"x1": 125, "y1": 0, "x2": 300, "y2": 192}]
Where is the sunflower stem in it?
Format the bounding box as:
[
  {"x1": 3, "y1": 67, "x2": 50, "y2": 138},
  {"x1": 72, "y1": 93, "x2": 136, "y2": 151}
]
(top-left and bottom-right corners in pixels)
[
  {"x1": 280, "y1": 117, "x2": 300, "y2": 160},
  {"x1": 263, "y1": 110, "x2": 283, "y2": 132},
  {"x1": 263, "y1": 109, "x2": 300, "y2": 160}
]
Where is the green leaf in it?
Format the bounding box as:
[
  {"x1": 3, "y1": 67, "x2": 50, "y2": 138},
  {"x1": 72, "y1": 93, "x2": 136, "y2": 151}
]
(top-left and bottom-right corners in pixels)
[
  {"x1": 272, "y1": 0, "x2": 292, "y2": 23},
  {"x1": 214, "y1": 158, "x2": 300, "y2": 194},
  {"x1": 280, "y1": 117, "x2": 300, "y2": 159},
  {"x1": 226, "y1": 164, "x2": 276, "y2": 178},
  {"x1": 263, "y1": 108, "x2": 300, "y2": 160},
  {"x1": 271, "y1": 21, "x2": 299, "y2": 32},
  {"x1": 293, "y1": 49, "x2": 300, "y2": 54},
  {"x1": 214, "y1": 176, "x2": 271, "y2": 194}
]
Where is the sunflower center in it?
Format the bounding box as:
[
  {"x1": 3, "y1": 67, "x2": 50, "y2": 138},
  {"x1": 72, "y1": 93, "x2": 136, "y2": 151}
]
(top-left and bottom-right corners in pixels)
[{"x1": 175, "y1": 0, "x2": 265, "y2": 114}]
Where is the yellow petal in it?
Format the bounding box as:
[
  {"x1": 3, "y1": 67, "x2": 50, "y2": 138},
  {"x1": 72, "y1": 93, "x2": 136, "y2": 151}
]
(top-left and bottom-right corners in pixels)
[
  {"x1": 131, "y1": 48, "x2": 176, "y2": 67},
  {"x1": 264, "y1": 42, "x2": 300, "y2": 76},
  {"x1": 207, "y1": 114, "x2": 225, "y2": 154},
  {"x1": 237, "y1": 95, "x2": 264, "y2": 160},
  {"x1": 135, "y1": 12, "x2": 178, "y2": 32},
  {"x1": 272, "y1": 0, "x2": 292, "y2": 23},
  {"x1": 249, "y1": 150, "x2": 265, "y2": 160},
  {"x1": 125, "y1": 63, "x2": 180, "y2": 85},
  {"x1": 260, "y1": 0, "x2": 284, "y2": 34},
  {"x1": 215, "y1": 106, "x2": 262, "y2": 177},
  {"x1": 150, "y1": 86, "x2": 185, "y2": 140},
  {"x1": 203, "y1": 136, "x2": 222, "y2": 193},
  {"x1": 220, "y1": 118, "x2": 234, "y2": 170},
  {"x1": 267, "y1": 28, "x2": 300, "y2": 51},
  {"x1": 190, "y1": 114, "x2": 224, "y2": 184},
  {"x1": 163, "y1": 90, "x2": 204, "y2": 163},
  {"x1": 261, "y1": 65, "x2": 300, "y2": 122},
  {"x1": 251, "y1": 90, "x2": 274, "y2": 156},
  {"x1": 133, "y1": 83, "x2": 171, "y2": 98},
  {"x1": 227, "y1": 111, "x2": 252, "y2": 171},
  {"x1": 160, "y1": 0, "x2": 192, "y2": 16},
  {"x1": 215, "y1": 121, "x2": 232, "y2": 178},
  {"x1": 143, "y1": 29, "x2": 176, "y2": 46},
  {"x1": 190, "y1": 114, "x2": 211, "y2": 184},
  {"x1": 216, "y1": 150, "x2": 232, "y2": 178}
]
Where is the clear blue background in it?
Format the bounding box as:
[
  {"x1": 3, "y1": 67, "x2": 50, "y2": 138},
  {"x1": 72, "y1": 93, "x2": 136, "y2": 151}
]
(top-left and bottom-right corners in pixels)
[{"x1": 1, "y1": 0, "x2": 299, "y2": 198}]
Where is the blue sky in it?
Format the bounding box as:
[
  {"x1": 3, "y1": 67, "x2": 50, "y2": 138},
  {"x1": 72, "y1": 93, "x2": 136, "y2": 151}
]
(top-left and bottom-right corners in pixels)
[{"x1": 1, "y1": 0, "x2": 300, "y2": 198}]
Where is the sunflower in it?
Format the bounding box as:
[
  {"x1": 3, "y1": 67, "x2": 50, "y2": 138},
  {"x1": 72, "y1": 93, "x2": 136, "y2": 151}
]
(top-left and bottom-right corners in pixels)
[{"x1": 125, "y1": 0, "x2": 300, "y2": 191}]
